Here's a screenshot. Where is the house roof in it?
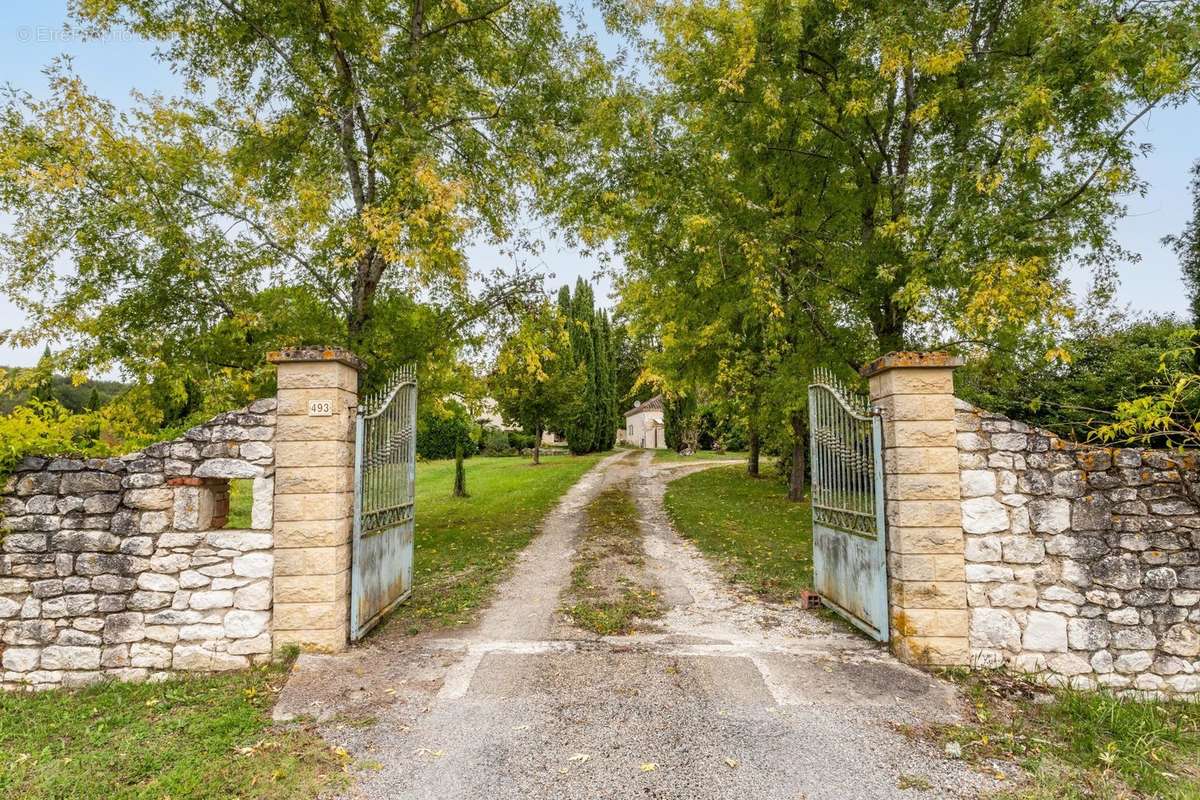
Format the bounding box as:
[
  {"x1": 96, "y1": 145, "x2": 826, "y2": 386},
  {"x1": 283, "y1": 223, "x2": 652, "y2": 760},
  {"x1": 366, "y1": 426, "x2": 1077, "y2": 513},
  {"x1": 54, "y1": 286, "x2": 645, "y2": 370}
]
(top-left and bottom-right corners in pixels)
[{"x1": 624, "y1": 394, "x2": 663, "y2": 418}]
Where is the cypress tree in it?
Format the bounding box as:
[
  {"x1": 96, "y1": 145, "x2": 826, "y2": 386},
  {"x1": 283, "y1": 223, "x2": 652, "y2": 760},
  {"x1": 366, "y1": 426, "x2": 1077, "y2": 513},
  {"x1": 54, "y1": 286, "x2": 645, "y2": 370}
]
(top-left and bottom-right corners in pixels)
[
  {"x1": 561, "y1": 280, "x2": 597, "y2": 454},
  {"x1": 591, "y1": 311, "x2": 609, "y2": 451}
]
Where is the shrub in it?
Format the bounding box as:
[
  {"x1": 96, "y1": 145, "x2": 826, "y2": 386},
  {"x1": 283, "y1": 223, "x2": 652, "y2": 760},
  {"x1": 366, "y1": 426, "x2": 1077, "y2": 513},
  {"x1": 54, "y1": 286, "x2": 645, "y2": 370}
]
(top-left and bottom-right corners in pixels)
[
  {"x1": 478, "y1": 426, "x2": 515, "y2": 456},
  {"x1": 507, "y1": 430, "x2": 536, "y2": 450},
  {"x1": 416, "y1": 405, "x2": 477, "y2": 461}
]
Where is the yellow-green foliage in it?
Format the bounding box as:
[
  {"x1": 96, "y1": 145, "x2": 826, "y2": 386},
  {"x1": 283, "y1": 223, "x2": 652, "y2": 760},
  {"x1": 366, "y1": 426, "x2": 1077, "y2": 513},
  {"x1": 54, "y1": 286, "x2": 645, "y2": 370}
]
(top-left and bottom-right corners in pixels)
[{"x1": 0, "y1": 395, "x2": 166, "y2": 473}]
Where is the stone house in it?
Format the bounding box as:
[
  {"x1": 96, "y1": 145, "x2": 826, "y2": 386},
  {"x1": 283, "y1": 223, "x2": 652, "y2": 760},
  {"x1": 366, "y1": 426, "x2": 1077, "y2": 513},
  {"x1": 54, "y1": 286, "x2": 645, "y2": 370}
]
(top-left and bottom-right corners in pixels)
[{"x1": 623, "y1": 395, "x2": 666, "y2": 450}]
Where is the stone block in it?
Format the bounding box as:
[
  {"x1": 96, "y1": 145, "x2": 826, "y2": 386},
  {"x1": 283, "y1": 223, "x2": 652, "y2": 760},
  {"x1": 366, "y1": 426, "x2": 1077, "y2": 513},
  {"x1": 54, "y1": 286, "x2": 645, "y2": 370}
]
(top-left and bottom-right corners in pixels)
[
  {"x1": 272, "y1": 624, "x2": 349, "y2": 654},
  {"x1": 273, "y1": 546, "x2": 348, "y2": 577},
  {"x1": 251, "y1": 476, "x2": 274, "y2": 530},
  {"x1": 1022, "y1": 611, "x2": 1068, "y2": 652},
  {"x1": 275, "y1": 414, "x2": 354, "y2": 444},
  {"x1": 224, "y1": 609, "x2": 269, "y2": 638},
  {"x1": 194, "y1": 459, "x2": 262, "y2": 479},
  {"x1": 51, "y1": 530, "x2": 121, "y2": 553},
  {"x1": 234, "y1": 580, "x2": 273, "y2": 610},
  {"x1": 173, "y1": 486, "x2": 215, "y2": 531},
  {"x1": 969, "y1": 608, "x2": 1021, "y2": 650},
  {"x1": 2, "y1": 647, "x2": 40, "y2": 672},
  {"x1": 273, "y1": 572, "x2": 347, "y2": 604},
  {"x1": 125, "y1": 487, "x2": 175, "y2": 511},
  {"x1": 138, "y1": 511, "x2": 172, "y2": 534},
  {"x1": 130, "y1": 642, "x2": 173, "y2": 669},
  {"x1": 103, "y1": 612, "x2": 146, "y2": 644},
  {"x1": 892, "y1": 608, "x2": 968, "y2": 639},
  {"x1": 1000, "y1": 536, "x2": 1045, "y2": 564},
  {"x1": 190, "y1": 590, "x2": 234, "y2": 610},
  {"x1": 228, "y1": 633, "x2": 272, "y2": 655},
  {"x1": 891, "y1": 635, "x2": 970, "y2": 666},
  {"x1": 959, "y1": 470, "x2": 997, "y2": 498},
  {"x1": 232, "y1": 552, "x2": 275, "y2": 578},
  {"x1": 887, "y1": 500, "x2": 961, "y2": 528},
  {"x1": 965, "y1": 563, "x2": 1013, "y2": 582},
  {"x1": 1067, "y1": 618, "x2": 1110, "y2": 650},
  {"x1": 274, "y1": 466, "x2": 354, "y2": 495},
  {"x1": 964, "y1": 536, "x2": 1001, "y2": 563},
  {"x1": 889, "y1": 580, "x2": 965, "y2": 609},
  {"x1": 273, "y1": 518, "x2": 352, "y2": 549},
  {"x1": 273, "y1": 600, "x2": 345, "y2": 630},
  {"x1": 1029, "y1": 498, "x2": 1070, "y2": 534},
  {"x1": 961, "y1": 497, "x2": 1008, "y2": 534},
  {"x1": 41, "y1": 645, "x2": 101, "y2": 670},
  {"x1": 206, "y1": 530, "x2": 273, "y2": 552},
  {"x1": 60, "y1": 472, "x2": 122, "y2": 494},
  {"x1": 887, "y1": 553, "x2": 964, "y2": 582},
  {"x1": 273, "y1": 492, "x2": 354, "y2": 523},
  {"x1": 1072, "y1": 494, "x2": 1113, "y2": 531},
  {"x1": 988, "y1": 583, "x2": 1037, "y2": 608},
  {"x1": 273, "y1": 358, "x2": 360, "y2": 391},
  {"x1": 274, "y1": 440, "x2": 354, "y2": 468}
]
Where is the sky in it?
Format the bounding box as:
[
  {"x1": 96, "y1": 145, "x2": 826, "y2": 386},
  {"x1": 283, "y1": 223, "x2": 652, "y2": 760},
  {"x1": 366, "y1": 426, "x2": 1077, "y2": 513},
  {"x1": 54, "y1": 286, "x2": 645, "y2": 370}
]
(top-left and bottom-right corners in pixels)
[{"x1": 0, "y1": 2, "x2": 1197, "y2": 370}]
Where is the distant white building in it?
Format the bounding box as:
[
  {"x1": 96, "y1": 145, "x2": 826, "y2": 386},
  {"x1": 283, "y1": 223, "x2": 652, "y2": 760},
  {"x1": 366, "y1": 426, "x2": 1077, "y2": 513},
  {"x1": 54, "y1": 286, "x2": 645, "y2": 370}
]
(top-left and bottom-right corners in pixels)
[{"x1": 623, "y1": 395, "x2": 666, "y2": 449}]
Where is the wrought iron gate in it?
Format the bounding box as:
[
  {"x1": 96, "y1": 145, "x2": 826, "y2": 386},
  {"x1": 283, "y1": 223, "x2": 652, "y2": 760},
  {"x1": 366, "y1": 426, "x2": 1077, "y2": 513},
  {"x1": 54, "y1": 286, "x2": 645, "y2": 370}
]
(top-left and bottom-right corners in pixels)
[
  {"x1": 808, "y1": 369, "x2": 889, "y2": 642},
  {"x1": 350, "y1": 366, "x2": 417, "y2": 641}
]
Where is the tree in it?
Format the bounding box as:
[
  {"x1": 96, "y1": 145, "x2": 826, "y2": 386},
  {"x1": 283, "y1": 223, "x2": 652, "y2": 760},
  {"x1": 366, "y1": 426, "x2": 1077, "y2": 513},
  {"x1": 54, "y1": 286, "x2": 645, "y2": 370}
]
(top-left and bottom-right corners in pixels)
[
  {"x1": 560, "y1": 0, "x2": 1200, "y2": 355},
  {"x1": 491, "y1": 302, "x2": 582, "y2": 464},
  {"x1": 453, "y1": 439, "x2": 469, "y2": 498},
  {"x1": 1167, "y1": 160, "x2": 1200, "y2": 330},
  {"x1": 0, "y1": 1, "x2": 612, "y2": 410},
  {"x1": 86, "y1": 387, "x2": 102, "y2": 412}
]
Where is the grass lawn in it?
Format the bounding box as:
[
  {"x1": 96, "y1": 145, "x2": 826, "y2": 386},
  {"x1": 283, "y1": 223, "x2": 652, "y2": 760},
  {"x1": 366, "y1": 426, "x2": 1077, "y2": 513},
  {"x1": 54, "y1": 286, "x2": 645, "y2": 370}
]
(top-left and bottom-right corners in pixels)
[
  {"x1": 0, "y1": 663, "x2": 347, "y2": 800},
  {"x1": 663, "y1": 464, "x2": 813, "y2": 600},
  {"x1": 227, "y1": 478, "x2": 252, "y2": 528},
  {"x1": 378, "y1": 452, "x2": 609, "y2": 635},
  {"x1": 931, "y1": 671, "x2": 1200, "y2": 799},
  {"x1": 652, "y1": 449, "x2": 747, "y2": 464}
]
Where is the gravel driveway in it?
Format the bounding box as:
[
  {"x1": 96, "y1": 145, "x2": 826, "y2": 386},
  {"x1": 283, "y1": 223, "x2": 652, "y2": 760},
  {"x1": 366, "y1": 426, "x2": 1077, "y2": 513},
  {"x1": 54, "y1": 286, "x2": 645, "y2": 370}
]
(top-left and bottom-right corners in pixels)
[{"x1": 275, "y1": 451, "x2": 998, "y2": 799}]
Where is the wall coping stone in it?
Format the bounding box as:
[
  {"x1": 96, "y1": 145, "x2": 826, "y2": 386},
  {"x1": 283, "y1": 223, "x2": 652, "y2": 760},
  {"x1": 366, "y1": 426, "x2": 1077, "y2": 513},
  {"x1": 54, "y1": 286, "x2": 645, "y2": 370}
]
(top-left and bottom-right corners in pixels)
[
  {"x1": 267, "y1": 346, "x2": 364, "y2": 372},
  {"x1": 861, "y1": 351, "x2": 966, "y2": 378}
]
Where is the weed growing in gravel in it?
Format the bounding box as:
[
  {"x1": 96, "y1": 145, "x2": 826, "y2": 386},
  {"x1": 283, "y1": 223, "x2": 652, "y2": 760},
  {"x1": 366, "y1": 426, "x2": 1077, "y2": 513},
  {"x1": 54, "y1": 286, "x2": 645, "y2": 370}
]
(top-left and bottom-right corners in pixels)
[{"x1": 563, "y1": 487, "x2": 664, "y2": 635}]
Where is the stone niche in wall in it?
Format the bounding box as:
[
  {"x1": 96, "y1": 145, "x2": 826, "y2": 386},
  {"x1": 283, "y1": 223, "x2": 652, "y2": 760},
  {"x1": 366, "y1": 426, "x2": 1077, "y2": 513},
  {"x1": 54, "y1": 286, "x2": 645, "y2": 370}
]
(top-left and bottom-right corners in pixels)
[{"x1": 0, "y1": 400, "x2": 278, "y2": 690}]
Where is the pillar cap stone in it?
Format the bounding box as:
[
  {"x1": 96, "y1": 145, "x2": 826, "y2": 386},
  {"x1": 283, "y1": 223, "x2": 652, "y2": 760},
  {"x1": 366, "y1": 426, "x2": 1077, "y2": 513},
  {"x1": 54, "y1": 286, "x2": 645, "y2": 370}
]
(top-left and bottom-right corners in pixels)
[
  {"x1": 267, "y1": 346, "x2": 365, "y2": 372},
  {"x1": 860, "y1": 351, "x2": 965, "y2": 378}
]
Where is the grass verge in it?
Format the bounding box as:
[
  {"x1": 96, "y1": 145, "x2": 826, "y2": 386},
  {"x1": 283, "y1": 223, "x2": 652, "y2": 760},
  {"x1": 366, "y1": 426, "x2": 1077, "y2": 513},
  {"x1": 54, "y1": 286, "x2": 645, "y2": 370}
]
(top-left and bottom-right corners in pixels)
[
  {"x1": 663, "y1": 464, "x2": 813, "y2": 600},
  {"x1": 563, "y1": 487, "x2": 663, "y2": 635},
  {"x1": 929, "y1": 671, "x2": 1200, "y2": 799},
  {"x1": 0, "y1": 663, "x2": 347, "y2": 800},
  {"x1": 652, "y1": 449, "x2": 747, "y2": 464},
  {"x1": 380, "y1": 453, "x2": 609, "y2": 636},
  {"x1": 227, "y1": 478, "x2": 252, "y2": 528}
]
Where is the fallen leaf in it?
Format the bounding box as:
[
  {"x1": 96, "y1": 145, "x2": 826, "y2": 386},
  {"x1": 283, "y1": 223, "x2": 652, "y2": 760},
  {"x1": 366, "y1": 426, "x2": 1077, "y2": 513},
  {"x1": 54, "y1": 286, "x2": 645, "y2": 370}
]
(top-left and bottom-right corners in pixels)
[
  {"x1": 640, "y1": 762, "x2": 658, "y2": 772},
  {"x1": 724, "y1": 757, "x2": 739, "y2": 769},
  {"x1": 569, "y1": 753, "x2": 590, "y2": 763}
]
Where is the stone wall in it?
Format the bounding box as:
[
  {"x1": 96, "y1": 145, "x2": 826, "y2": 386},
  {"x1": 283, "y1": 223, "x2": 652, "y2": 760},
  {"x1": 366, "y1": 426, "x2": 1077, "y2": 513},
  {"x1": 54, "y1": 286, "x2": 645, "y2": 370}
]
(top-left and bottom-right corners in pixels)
[
  {"x1": 0, "y1": 400, "x2": 277, "y2": 690},
  {"x1": 956, "y1": 400, "x2": 1200, "y2": 698}
]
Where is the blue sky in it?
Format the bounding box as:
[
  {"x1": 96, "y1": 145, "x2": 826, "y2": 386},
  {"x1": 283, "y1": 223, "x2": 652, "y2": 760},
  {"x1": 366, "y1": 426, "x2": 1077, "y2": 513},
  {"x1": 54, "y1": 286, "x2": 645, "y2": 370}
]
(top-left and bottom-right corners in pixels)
[{"x1": 0, "y1": 2, "x2": 1197, "y2": 369}]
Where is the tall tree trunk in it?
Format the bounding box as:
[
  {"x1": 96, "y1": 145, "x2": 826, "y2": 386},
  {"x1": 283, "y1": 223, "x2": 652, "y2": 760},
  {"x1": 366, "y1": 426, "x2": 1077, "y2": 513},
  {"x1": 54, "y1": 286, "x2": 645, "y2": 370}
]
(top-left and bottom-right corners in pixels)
[
  {"x1": 453, "y1": 440, "x2": 468, "y2": 497},
  {"x1": 533, "y1": 425, "x2": 542, "y2": 465},
  {"x1": 747, "y1": 424, "x2": 760, "y2": 478},
  {"x1": 788, "y1": 412, "x2": 806, "y2": 502}
]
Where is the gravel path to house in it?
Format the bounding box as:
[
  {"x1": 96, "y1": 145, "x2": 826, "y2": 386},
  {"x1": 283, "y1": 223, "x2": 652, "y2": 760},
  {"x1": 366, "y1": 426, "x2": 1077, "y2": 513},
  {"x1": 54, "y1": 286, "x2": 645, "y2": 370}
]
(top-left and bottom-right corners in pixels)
[{"x1": 276, "y1": 451, "x2": 997, "y2": 800}]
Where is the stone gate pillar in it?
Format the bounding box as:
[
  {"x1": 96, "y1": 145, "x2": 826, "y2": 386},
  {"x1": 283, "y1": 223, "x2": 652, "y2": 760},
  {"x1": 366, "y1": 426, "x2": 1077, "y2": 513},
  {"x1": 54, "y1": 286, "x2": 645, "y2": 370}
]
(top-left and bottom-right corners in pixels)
[
  {"x1": 268, "y1": 347, "x2": 363, "y2": 653},
  {"x1": 862, "y1": 352, "x2": 969, "y2": 666}
]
